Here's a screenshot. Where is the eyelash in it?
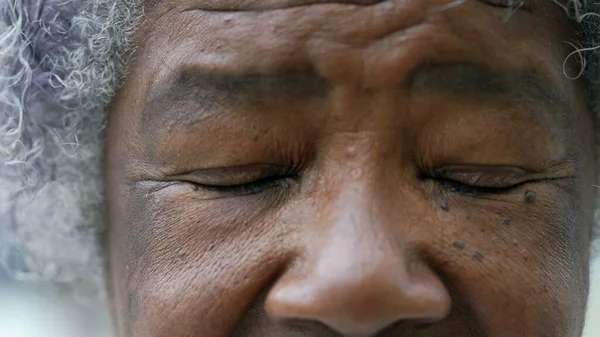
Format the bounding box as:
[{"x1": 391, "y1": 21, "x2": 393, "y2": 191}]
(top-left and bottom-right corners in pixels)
[
  {"x1": 193, "y1": 174, "x2": 296, "y2": 196},
  {"x1": 194, "y1": 175, "x2": 293, "y2": 195},
  {"x1": 421, "y1": 169, "x2": 525, "y2": 196},
  {"x1": 195, "y1": 172, "x2": 520, "y2": 198},
  {"x1": 480, "y1": 0, "x2": 528, "y2": 10},
  {"x1": 435, "y1": 177, "x2": 519, "y2": 195}
]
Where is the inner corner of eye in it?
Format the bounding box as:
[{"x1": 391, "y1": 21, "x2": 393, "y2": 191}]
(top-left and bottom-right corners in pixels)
[{"x1": 418, "y1": 169, "x2": 444, "y2": 183}]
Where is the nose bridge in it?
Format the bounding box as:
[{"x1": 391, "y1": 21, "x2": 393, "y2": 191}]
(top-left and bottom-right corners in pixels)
[
  {"x1": 311, "y1": 179, "x2": 415, "y2": 297},
  {"x1": 308, "y1": 124, "x2": 409, "y2": 279},
  {"x1": 314, "y1": 183, "x2": 408, "y2": 286}
]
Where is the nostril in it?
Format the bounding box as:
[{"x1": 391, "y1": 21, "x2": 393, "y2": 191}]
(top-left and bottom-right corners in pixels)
[{"x1": 412, "y1": 321, "x2": 436, "y2": 330}]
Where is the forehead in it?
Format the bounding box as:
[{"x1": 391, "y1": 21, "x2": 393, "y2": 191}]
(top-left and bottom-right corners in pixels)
[
  {"x1": 127, "y1": 0, "x2": 582, "y2": 155},
  {"x1": 132, "y1": 0, "x2": 576, "y2": 106},
  {"x1": 136, "y1": 0, "x2": 572, "y2": 75}
]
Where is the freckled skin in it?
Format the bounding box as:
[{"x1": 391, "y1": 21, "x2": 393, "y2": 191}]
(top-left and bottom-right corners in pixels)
[{"x1": 105, "y1": 0, "x2": 596, "y2": 336}]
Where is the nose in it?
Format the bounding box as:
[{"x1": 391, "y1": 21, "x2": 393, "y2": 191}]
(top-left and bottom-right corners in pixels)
[{"x1": 265, "y1": 187, "x2": 451, "y2": 336}]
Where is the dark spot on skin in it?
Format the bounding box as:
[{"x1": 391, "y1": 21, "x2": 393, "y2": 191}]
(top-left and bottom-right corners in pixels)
[
  {"x1": 502, "y1": 216, "x2": 511, "y2": 225},
  {"x1": 512, "y1": 239, "x2": 519, "y2": 246},
  {"x1": 524, "y1": 190, "x2": 536, "y2": 203},
  {"x1": 452, "y1": 239, "x2": 466, "y2": 249},
  {"x1": 178, "y1": 249, "x2": 186, "y2": 257},
  {"x1": 208, "y1": 243, "x2": 215, "y2": 251},
  {"x1": 438, "y1": 200, "x2": 450, "y2": 211},
  {"x1": 543, "y1": 285, "x2": 550, "y2": 293},
  {"x1": 128, "y1": 291, "x2": 139, "y2": 322},
  {"x1": 472, "y1": 250, "x2": 484, "y2": 261}
]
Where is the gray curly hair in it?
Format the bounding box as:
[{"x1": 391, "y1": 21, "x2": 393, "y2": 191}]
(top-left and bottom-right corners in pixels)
[
  {"x1": 0, "y1": 0, "x2": 599, "y2": 298},
  {"x1": 0, "y1": 0, "x2": 141, "y2": 297}
]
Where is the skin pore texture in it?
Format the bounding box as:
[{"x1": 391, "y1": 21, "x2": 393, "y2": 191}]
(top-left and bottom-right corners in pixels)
[{"x1": 103, "y1": 0, "x2": 597, "y2": 336}]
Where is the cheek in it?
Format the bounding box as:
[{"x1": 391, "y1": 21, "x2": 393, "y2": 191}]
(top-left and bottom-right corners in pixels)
[
  {"x1": 117, "y1": 184, "x2": 295, "y2": 337},
  {"x1": 109, "y1": 174, "x2": 591, "y2": 336},
  {"x1": 430, "y1": 185, "x2": 589, "y2": 335}
]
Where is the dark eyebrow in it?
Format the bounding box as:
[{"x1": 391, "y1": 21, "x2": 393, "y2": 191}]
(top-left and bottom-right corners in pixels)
[
  {"x1": 175, "y1": 70, "x2": 328, "y2": 99},
  {"x1": 143, "y1": 63, "x2": 571, "y2": 131},
  {"x1": 142, "y1": 70, "x2": 327, "y2": 129},
  {"x1": 411, "y1": 64, "x2": 570, "y2": 116}
]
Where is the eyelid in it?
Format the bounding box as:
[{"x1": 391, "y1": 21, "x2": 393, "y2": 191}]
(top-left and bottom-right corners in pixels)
[
  {"x1": 430, "y1": 165, "x2": 529, "y2": 187},
  {"x1": 479, "y1": 0, "x2": 530, "y2": 10},
  {"x1": 166, "y1": 164, "x2": 293, "y2": 186}
]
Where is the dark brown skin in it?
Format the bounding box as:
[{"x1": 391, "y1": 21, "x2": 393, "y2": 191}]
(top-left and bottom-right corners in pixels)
[{"x1": 104, "y1": 0, "x2": 597, "y2": 336}]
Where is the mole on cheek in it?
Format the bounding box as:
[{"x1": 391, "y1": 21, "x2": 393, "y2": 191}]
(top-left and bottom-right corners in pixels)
[
  {"x1": 472, "y1": 250, "x2": 484, "y2": 261},
  {"x1": 452, "y1": 239, "x2": 467, "y2": 249},
  {"x1": 524, "y1": 190, "x2": 536, "y2": 203}
]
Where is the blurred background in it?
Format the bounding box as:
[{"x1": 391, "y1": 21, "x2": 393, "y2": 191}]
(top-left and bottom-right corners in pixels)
[
  {"x1": 0, "y1": 256, "x2": 598, "y2": 336},
  {"x1": 0, "y1": 268, "x2": 112, "y2": 337}
]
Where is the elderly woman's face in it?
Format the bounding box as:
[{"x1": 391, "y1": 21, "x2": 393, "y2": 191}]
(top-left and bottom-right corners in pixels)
[{"x1": 104, "y1": 0, "x2": 596, "y2": 336}]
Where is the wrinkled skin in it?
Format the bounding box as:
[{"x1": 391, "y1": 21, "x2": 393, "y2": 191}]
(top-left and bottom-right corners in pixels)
[{"x1": 105, "y1": 0, "x2": 597, "y2": 336}]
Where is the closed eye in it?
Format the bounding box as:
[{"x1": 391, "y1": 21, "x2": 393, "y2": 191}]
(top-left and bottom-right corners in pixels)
[
  {"x1": 478, "y1": 0, "x2": 532, "y2": 12},
  {"x1": 420, "y1": 166, "x2": 530, "y2": 196},
  {"x1": 436, "y1": 177, "x2": 521, "y2": 195},
  {"x1": 160, "y1": 164, "x2": 298, "y2": 198},
  {"x1": 194, "y1": 176, "x2": 293, "y2": 196}
]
